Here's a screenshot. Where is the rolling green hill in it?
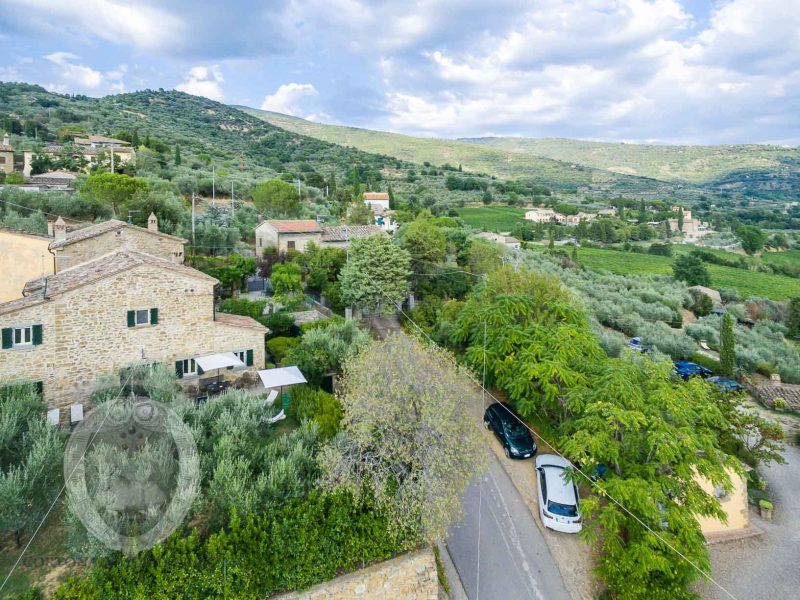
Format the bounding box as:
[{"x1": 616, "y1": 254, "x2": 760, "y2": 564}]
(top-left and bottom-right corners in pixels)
[
  {"x1": 460, "y1": 137, "x2": 800, "y2": 200},
  {"x1": 238, "y1": 107, "x2": 700, "y2": 200}
]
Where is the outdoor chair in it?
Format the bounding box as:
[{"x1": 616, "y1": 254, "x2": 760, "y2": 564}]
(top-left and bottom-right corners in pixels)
[
  {"x1": 265, "y1": 389, "x2": 279, "y2": 407},
  {"x1": 266, "y1": 409, "x2": 286, "y2": 424}
]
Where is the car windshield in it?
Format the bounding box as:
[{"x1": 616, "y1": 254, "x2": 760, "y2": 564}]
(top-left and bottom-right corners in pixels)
[
  {"x1": 548, "y1": 500, "x2": 578, "y2": 517},
  {"x1": 504, "y1": 421, "x2": 529, "y2": 438}
]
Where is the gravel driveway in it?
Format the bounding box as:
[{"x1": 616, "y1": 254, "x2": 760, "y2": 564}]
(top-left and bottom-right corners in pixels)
[{"x1": 699, "y1": 443, "x2": 800, "y2": 599}]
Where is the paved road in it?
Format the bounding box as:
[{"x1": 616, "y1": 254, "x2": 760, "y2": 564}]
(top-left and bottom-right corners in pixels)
[
  {"x1": 701, "y1": 443, "x2": 800, "y2": 599},
  {"x1": 447, "y1": 452, "x2": 571, "y2": 600}
]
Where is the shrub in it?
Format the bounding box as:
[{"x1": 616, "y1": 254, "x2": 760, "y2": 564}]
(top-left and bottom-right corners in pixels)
[
  {"x1": 266, "y1": 336, "x2": 301, "y2": 363},
  {"x1": 594, "y1": 324, "x2": 626, "y2": 357},
  {"x1": 260, "y1": 311, "x2": 297, "y2": 337},
  {"x1": 639, "y1": 322, "x2": 696, "y2": 359},
  {"x1": 219, "y1": 298, "x2": 267, "y2": 320},
  {"x1": 648, "y1": 242, "x2": 673, "y2": 256},
  {"x1": 758, "y1": 499, "x2": 773, "y2": 511},
  {"x1": 288, "y1": 385, "x2": 343, "y2": 438},
  {"x1": 690, "y1": 353, "x2": 720, "y2": 374}
]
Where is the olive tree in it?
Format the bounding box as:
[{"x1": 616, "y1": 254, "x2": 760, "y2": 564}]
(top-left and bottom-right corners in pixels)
[
  {"x1": 321, "y1": 334, "x2": 485, "y2": 542},
  {"x1": 339, "y1": 234, "x2": 411, "y2": 314}
]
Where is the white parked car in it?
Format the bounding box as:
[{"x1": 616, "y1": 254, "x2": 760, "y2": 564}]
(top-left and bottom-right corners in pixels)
[{"x1": 535, "y1": 454, "x2": 582, "y2": 534}]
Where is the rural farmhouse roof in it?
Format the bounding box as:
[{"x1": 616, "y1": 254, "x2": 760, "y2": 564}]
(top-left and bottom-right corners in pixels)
[
  {"x1": 321, "y1": 225, "x2": 384, "y2": 242},
  {"x1": 261, "y1": 219, "x2": 321, "y2": 234},
  {"x1": 49, "y1": 219, "x2": 187, "y2": 250}
]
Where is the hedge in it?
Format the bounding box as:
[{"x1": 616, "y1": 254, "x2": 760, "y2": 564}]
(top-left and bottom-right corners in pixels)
[
  {"x1": 50, "y1": 491, "x2": 412, "y2": 599},
  {"x1": 690, "y1": 352, "x2": 721, "y2": 374}
]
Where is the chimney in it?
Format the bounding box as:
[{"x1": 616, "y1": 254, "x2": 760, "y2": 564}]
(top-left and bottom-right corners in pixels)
[
  {"x1": 54, "y1": 216, "x2": 67, "y2": 241},
  {"x1": 147, "y1": 212, "x2": 158, "y2": 232},
  {"x1": 2, "y1": 135, "x2": 8, "y2": 147},
  {"x1": 47, "y1": 220, "x2": 54, "y2": 237}
]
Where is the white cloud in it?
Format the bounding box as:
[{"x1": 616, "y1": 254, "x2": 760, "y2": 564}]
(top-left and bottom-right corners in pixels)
[
  {"x1": 377, "y1": 0, "x2": 800, "y2": 143},
  {"x1": 5, "y1": 0, "x2": 187, "y2": 52},
  {"x1": 260, "y1": 83, "x2": 318, "y2": 115},
  {"x1": 176, "y1": 65, "x2": 225, "y2": 101},
  {"x1": 43, "y1": 52, "x2": 126, "y2": 93}
]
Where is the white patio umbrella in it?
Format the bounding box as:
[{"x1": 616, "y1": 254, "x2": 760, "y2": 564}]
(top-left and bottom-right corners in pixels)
[
  {"x1": 196, "y1": 352, "x2": 245, "y2": 384},
  {"x1": 257, "y1": 366, "x2": 308, "y2": 415}
]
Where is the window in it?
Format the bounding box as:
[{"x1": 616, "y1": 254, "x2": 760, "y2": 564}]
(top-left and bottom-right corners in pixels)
[
  {"x1": 14, "y1": 326, "x2": 32, "y2": 346},
  {"x1": 2, "y1": 324, "x2": 43, "y2": 349},
  {"x1": 231, "y1": 349, "x2": 254, "y2": 368},
  {"x1": 178, "y1": 358, "x2": 197, "y2": 378},
  {"x1": 287, "y1": 240, "x2": 296, "y2": 250},
  {"x1": 0, "y1": 156, "x2": 6, "y2": 164},
  {"x1": 127, "y1": 308, "x2": 159, "y2": 327}
]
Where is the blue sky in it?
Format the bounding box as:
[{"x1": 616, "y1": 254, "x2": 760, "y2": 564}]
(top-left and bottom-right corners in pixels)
[{"x1": 1, "y1": 0, "x2": 799, "y2": 144}]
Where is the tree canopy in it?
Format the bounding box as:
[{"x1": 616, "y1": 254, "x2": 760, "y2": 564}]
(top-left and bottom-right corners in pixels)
[
  {"x1": 251, "y1": 179, "x2": 301, "y2": 217},
  {"x1": 339, "y1": 234, "x2": 411, "y2": 314},
  {"x1": 672, "y1": 254, "x2": 711, "y2": 286}
]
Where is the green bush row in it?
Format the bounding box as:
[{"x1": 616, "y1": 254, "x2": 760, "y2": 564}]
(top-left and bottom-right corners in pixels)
[
  {"x1": 50, "y1": 491, "x2": 411, "y2": 599},
  {"x1": 689, "y1": 352, "x2": 721, "y2": 374}
]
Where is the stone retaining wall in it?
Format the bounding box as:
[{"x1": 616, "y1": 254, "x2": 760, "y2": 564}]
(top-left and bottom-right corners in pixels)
[{"x1": 274, "y1": 548, "x2": 438, "y2": 600}]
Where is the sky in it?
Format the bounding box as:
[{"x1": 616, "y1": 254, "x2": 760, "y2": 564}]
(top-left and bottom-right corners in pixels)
[{"x1": 1, "y1": 0, "x2": 799, "y2": 145}]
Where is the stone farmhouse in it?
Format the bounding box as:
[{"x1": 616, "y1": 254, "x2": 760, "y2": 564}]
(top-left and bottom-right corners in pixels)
[
  {"x1": 0, "y1": 136, "x2": 14, "y2": 174},
  {"x1": 524, "y1": 208, "x2": 598, "y2": 226},
  {"x1": 0, "y1": 216, "x2": 267, "y2": 421},
  {"x1": 255, "y1": 219, "x2": 385, "y2": 255},
  {"x1": 22, "y1": 134, "x2": 135, "y2": 177},
  {"x1": 362, "y1": 192, "x2": 397, "y2": 233},
  {"x1": 668, "y1": 207, "x2": 711, "y2": 241}
]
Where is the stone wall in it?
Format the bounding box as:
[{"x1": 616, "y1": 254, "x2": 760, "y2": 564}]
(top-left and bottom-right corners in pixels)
[
  {"x1": 256, "y1": 225, "x2": 321, "y2": 255},
  {"x1": 0, "y1": 264, "x2": 265, "y2": 416},
  {"x1": 55, "y1": 227, "x2": 185, "y2": 271},
  {"x1": 275, "y1": 549, "x2": 438, "y2": 600}
]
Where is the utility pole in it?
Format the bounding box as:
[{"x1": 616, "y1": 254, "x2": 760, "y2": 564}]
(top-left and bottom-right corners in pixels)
[
  {"x1": 296, "y1": 179, "x2": 301, "y2": 202},
  {"x1": 110, "y1": 148, "x2": 115, "y2": 173},
  {"x1": 212, "y1": 165, "x2": 216, "y2": 203},
  {"x1": 230, "y1": 181, "x2": 235, "y2": 219}
]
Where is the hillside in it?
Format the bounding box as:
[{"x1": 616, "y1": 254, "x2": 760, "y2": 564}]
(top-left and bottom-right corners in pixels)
[
  {"x1": 239, "y1": 107, "x2": 700, "y2": 200},
  {"x1": 460, "y1": 137, "x2": 800, "y2": 200}
]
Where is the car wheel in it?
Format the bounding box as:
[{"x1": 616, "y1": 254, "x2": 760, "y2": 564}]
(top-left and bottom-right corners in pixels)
[
  {"x1": 504, "y1": 446, "x2": 510, "y2": 458},
  {"x1": 483, "y1": 419, "x2": 491, "y2": 430}
]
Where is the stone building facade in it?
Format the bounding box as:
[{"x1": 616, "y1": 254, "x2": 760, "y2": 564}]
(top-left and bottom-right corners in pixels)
[
  {"x1": 0, "y1": 251, "x2": 266, "y2": 419},
  {"x1": 0, "y1": 136, "x2": 14, "y2": 174},
  {"x1": 49, "y1": 216, "x2": 186, "y2": 272},
  {"x1": 0, "y1": 226, "x2": 53, "y2": 303},
  {"x1": 255, "y1": 220, "x2": 322, "y2": 255}
]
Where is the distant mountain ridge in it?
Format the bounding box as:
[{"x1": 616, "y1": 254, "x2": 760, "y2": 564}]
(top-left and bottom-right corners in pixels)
[
  {"x1": 458, "y1": 137, "x2": 800, "y2": 200},
  {"x1": 240, "y1": 106, "x2": 800, "y2": 201},
  {"x1": 238, "y1": 106, "x2": 704, "y2": 200}
]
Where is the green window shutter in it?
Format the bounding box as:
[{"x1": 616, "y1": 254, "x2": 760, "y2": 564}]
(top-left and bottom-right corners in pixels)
[
  {"x1": 32, "y1": 324, "x2": 43, "y2": 346},
  {"x1": 127, "y1": 310, "x2": 136, "y2": 328},
  {"x1": 150, "y1": 308, "x2": 159, "y2": 325},
  {"x1": 246, "y1": 349, "x2": 254, "y2": 367},
  {"x1": 1, "y1": 328, "x2": 11, "y2": 349},
  {"x1": 34, "y1": 381, "x2": 44, "y2": 396},
  {"x1": 175, "y1": 360, "x2": 183, "y2": 378}
]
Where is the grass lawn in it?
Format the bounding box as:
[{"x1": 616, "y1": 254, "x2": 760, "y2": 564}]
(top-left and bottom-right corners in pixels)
[
  {"x1": 456, "y1": 206, "x2": 528, "y2": 231},
  {"x1": 575, "y1": 247, "x2": 799, "y2": 300},
  {"x1": 762, "y1": 249, "x2": 800, "y2": 267}
]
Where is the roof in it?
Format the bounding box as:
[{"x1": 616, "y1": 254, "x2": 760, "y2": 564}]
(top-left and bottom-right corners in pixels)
[
  {"x1": 258, "y1": 219, "x2": 321, "y2": 234},
  {"x1": 321, "y1": 225, "x2": 384, "y2": 242},
  {"x1": 0, "y1": 144, "x2": 13, "y2": 152},
  {"x1": 0, "y1": 250, "x2": 215, "y2": 317},
  {"x1": 689, "y1": 285, "x2": 722, "y2": 302},
  {"x1": 214, "y1": 312, "x2": 268, "y2": 332},
  {"x1": 363, "y1": 192, "x2": 389, "y2": 201},
  {"x1": 536, "y1": 454, "x2": 577, "y2": 504},
  {"x1": 28, "y1": 171, "x2": 77, "y2": 185},
  {"x1": 74, "y1": 135, "x2": 131, "y2": 146},
  {"x1": 49, "y1": 219, "x2": 187, "y2": 250}
]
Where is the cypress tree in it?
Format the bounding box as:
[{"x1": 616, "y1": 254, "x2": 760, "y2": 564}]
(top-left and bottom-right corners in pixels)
[
  {"x1": 174, "y1": 145, "x2": 181, "y2": 166},
  {"x1": 387, "y1": 183, "x2": 396, "y2": 209},
  {"x1": 720, "y1": 313, "x2": 736, "y2": 377},
  {"x1": 677, "y1": 207, "x2": 685, "y2": 232}
]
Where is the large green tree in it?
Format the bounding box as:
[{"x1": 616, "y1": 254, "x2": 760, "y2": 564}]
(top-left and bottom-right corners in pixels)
[
  {"x1": 736, "y1": 225, "x2": 766, "y2": 255},
  {"x1": 251, "y1": 179, "x2": 301, "y2": 217},
  {"x1": 80, "y1": 172, "x2": 148, "y2": 217},
  {"x1": 788, "y1": 296, "x2": 800, "y2": 339},
  {"x1": 401, "y1": 218, "x2": 446, "y2": 275},
  {"x1": 339, "y1": 234, "x2": 411, "y2": 314},
  {"x1": 321, "y1": 334, "x2": 485, "y2": 543},
  {"x1": 672, "y1": 254, "x2": 711, "y2": 286}
]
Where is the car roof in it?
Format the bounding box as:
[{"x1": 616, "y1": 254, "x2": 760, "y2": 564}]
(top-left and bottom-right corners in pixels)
[
  {"x1": 490, "y1": 403, "x2": 520, "y2": 424},
  {"x1": 537, "y1": 460, "x2": 578, "y2": 504}
]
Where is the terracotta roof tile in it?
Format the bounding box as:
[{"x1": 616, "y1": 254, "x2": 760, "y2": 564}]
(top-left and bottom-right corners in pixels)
[
  {"x1": 363, "y1": 192, "x2": 389, "y2": 200},
  {"x1": 321, "y1": 225, "x2": 384, "y2": 242},
  {"x1": 214, "y1": 312, "x2": 268, "y2": 332},
  {"x1": 49, "y1": 219, "x2": 187, "y2": 249},
  {"x1": 263, "y1": 220, "x2": 321, "y2": 233},
  {"x1": 0, "y1": 250, "x2": 214, "y2": 317}
]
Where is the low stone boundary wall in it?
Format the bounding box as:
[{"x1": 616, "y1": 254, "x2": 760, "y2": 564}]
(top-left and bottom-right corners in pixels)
[{"x1": 274, "y1": 548, "x2": 438, "y2": 600}]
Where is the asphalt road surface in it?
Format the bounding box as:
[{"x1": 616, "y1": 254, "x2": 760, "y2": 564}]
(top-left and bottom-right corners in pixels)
[{"x1": 447, "y1": 452, "x2": 571, "y2": 600}]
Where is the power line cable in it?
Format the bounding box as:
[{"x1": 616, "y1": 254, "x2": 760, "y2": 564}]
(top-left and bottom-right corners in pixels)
[
  {"x1": 0, "y1": 197, "x2": 83, "y2": 223},
  {"x1": 390, "y1": 295, "x2": 740, "y2": 600}
]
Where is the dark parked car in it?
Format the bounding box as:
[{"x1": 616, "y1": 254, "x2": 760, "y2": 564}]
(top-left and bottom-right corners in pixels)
[
  {"x1": 708, "y1": 376, "x2": 743, "y2": 392},
  {"x1": 673, "y1": 361, "x2": 713, "y2": 380},
  {"x1": 483, "y1": 402, "x2": 537, "y2": 459}
]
